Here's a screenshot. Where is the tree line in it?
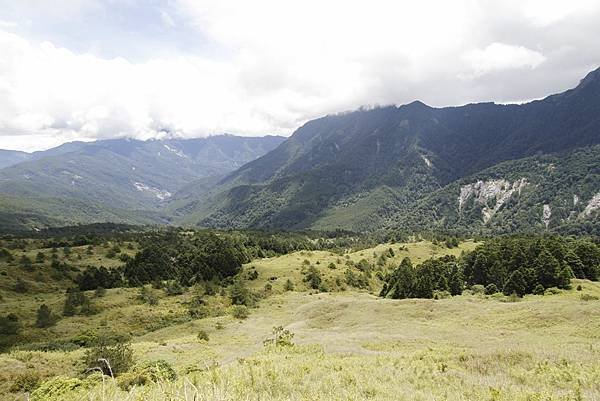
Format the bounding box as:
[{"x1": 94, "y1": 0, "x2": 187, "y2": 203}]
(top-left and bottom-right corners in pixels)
[{"x1": 381, "y1": 235, "x2": 600, "y2": 299}]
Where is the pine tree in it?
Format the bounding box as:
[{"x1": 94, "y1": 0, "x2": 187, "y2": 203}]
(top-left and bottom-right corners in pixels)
[
  {"x1": 534, "y1": 249, "x2": 560, "y2": 288},
  {"x1": 503, "y1": 269, "x2": 527, "y2": 296},
  {"x1": 35, "y1": 304, "x2": 54, "y2": 328}
]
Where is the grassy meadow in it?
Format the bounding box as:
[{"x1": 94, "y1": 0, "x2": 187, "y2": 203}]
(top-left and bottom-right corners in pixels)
[{"x1": 1, "y1": 239, "x2": 600, "y2": 400}]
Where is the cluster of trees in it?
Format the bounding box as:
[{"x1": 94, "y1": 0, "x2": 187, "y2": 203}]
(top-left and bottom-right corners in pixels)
[
  {"x1": 123, "y1": 231, "x2": 247, "y2": 286},
  {"x1": 380, "y1": 256, "x2": 462, "y2": 299},
  {"x1": 78, "y1": 266, "x2": 123, "y2": 291},
  {"x1": 381, "y1": 236, "x2": 600, "y2": 299}
]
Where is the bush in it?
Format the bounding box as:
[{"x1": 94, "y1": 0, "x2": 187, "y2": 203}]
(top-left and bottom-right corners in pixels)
[
  {"x1": 0, "y1": 313, "x2": 20, "y2": 335},
  {"x1": 138, "y1": 286, "x2": 159, "y2": 306},
  {"x1": 30, "y1": 376, "x2": 85, "y2": 401},
  {"x1": 303, "y1": 266, "x2": 322, "y2": 290},
  {"x1": 230, "y1": 305, "x2": 249, "y2": 319},
  {"x1": 263, "y1": 326, "x2": 294, "y2": 347},
  {"x1": 116, "y1": 360, "x2": 177, "y2": 390},
  {"x1": 14, "y1": 278, "x2": 29, "y2": 293},
  {"x1": 484, "y1": 283, "x2": 499, "y2": 295},
  {"x1": 95, "y1": 286, "x2": 106, "y2": 297},
  {"x1": 35, "y1": 304, "x2": 55, "y2": 328},
  {"x1": 544, "y1": 287, "x2": 561, "y2": 295},
  {"x1": 471, "y1": 285, "x2": 485, "y2": 295},
  {"x1": 83, "y1": 339, "x2": 135, "y2": 377},
  {"x1": 533, "y1": 284, "x2": 545, "y2": 295},
  {"x1": 189, "y1": 305, "x2": 210, "y2": 319},
  {"x1": 9, "y1": 370, "x2": 41, "y2": 393},
  {"x1": 230, "y1": 280, "x2": 252, "y2": 306},
  {"x1": 432, "y1": 290, "x2": 451, "y2": 299},
  {"x1": 164, "y1": 280, "x2": 184, "y2": 296},
  {"x1": 284, "y1": 279, "x2": 294, "y2": 291},
  {"x1": 197, "y1": 330, "x2": 209, "y2": 341},
  {"x1": 580, "y1": 294, "x2": 599, "y2": 301},
  {"x1": 576, "y1": 285, "x2": 583, "y2": 291}
]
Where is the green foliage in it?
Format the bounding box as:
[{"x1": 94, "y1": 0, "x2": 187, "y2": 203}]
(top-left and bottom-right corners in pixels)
[
  {"x1": 284, "y1": 279, "x2": 295, "y2": 291},
  {"x1": 83, "y1": 338, "x2": 135, "y2": 377},
  {"x1": 381, "y1": 256, "x2": 462, "y2": 299},
  {"x1": 9, "y1": 370, "x2": 41, "y2": 393},
  {"x1": 35, "y1": 304, "x2": 55, "y2": 328},
  {"x1": 303, "y1": 266, "x2": 322, "y2": 290},
  {"x1": 138, "y1": 286, "x2": 159, "y2": 306},
  {"x1": 164, "y1": 280, "x2": 184, "y2": 296},
  {"x1": 14, "y1": 277, "x2": 29, "y2": 293},
  {"x1": 197, "y1": 330, "x2": 209, "y2": 341},
  {"x1": 0, "y1": 313, "x2": 20, "y2": 335},
  {"x1": 230, "y1": 280, "x2": 252, "y2": 306},
  {"x1": 263, "y1": 326, "x2": 295, "y2": 347},
  {"x1": 230, "y1": 305, "x2": 249, "y2": 319},
  {"x1": 30, "y1": 376, "x2": 86, "y2": 401},
  {"x1": 78, "y1": 265, "x2": 123, "y2": 291},
  {"x1": 116, "y1": 360, "x2": 177, "y2": 390},
  {"x1": 124, "y1": 231, "x2": 246, "y2": 286}
]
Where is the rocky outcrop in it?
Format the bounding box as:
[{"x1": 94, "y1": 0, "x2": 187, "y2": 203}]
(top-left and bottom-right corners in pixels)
[{"x1": 459, "y1": 178, "x2": 528, "y2": 223}]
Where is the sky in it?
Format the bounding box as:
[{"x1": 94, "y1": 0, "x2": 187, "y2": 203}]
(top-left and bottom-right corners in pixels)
[{"x1": 1, "y1": 1, "x2": 600, "y2": 152}]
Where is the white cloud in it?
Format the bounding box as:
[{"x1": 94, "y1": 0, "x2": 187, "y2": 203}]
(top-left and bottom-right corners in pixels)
[
  {"x1": 463, "y1": 43, "x2": 546, "y2": 77},
  {"x1": 1, "y1": 0, "x2": 600, "y2": 151}
]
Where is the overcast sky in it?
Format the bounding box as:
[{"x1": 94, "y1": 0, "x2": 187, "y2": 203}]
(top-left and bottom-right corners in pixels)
[{"x1": 1, "y1": 0, "x2": 600, "y2": 151}]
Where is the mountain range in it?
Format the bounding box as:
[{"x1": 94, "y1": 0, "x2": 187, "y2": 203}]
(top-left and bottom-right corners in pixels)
[
  {"x1": 0, "y1": 135, "x2": 284, "y2": 230},
  {"x1": 1, "y1": 68, "x2": 600, "y2": 234}
]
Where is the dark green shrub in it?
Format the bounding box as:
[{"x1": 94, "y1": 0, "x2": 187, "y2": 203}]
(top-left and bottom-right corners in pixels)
[
  {"x1": 230, "y1": 305, "x2": 249, "y2": 319},
  {"x1": 197, "y1": 330, "x2": 209, "y2": 341},
  {"x1": 116, "y1": 360, "x2": 177, "y2": 390},
  {"x1": 284, "y1": 279, "x2": 294, "y2": 291},
  {"x1": 83, "y1": 339, "x2": 134, "y2": 377},
  {"x1": 35, "y1": 304, "x2": 55, "y2": 328}
]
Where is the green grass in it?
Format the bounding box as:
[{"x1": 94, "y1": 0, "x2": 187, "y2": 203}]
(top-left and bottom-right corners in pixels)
[{"x1": 2, "y1": 240, "x2": 600, "y2": 400}]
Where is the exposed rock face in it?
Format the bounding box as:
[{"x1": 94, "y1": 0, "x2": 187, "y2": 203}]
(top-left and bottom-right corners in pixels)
[
  {"x1": 133, "y1": 182, "x2": 172, "y2": 200},
  {"x1": 542, "y1": 204, "x2": 551, "y2": 228},
  {"x1": 581, "y1": 192, "x2": 600, "y2": 217},
  {"x1": 458, "y1": 178, "x2": 528, "y2": 223}
]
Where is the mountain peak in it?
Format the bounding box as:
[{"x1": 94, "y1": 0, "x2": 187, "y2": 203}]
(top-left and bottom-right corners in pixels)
[{"x1": 577, "y1": 66, "x2": 600, "y2": 88}]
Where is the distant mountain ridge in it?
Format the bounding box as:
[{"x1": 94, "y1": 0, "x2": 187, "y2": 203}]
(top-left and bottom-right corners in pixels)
[
  {"x1": 176, "y1": 67, "x2": 600, "y2": 233},
  {"x1": 0, "y1": 135, "x2": 285, "y2": 230}
]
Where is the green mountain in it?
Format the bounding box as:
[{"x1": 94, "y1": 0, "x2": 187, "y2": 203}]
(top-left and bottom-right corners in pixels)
[
  {"x1": 0, "y1": 135, "x2": 285, "y2": 230},
  {"x1": 178, "y1": 68, "x2": 600, "y2": 233}
]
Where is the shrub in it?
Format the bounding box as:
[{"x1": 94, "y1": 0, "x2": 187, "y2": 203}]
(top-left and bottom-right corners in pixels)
[
  {"x1": 0, "y1": 313, "x2": 20, "y2": 335},
  {"x1": 284, "y1": 279, "x2": 294, "y2": 291},
  {"x1": 263, "y1": 326, "x2": 295, "y2": 347},
  {"x1": 580, "y1": 294, "x2": 599, "y2": 301},
  {"x1": 35, "y1": 304, "x2": 55, "y2": 328},
  {"x1": 197, "y1": 330, "x2": 209, "y2": 341},
  {"x1": 35, "y1": 252, "x2": 45, "y2": 264},
  {"x1": 30, "y1": 376, "x2": 85, "y2": 401},
  {"x1": 138, "y1": 286, "x2": 159, "y2": 306},
  {"x1": 327, "y1": 262, "x2": 336, "y2": 269},
  {"x1": 230, "y1": 280, "x2": 252, "y2": 306},
  {"x1": 14, "y1": 278, "x2": 29, "y2": 293},
  {"x1": 230, "y1": 305, "x2": 249, "y2": 319},
  {"x1": 576, "y1": 285, "x2": 583, "y2": 291},
  {"x1": 471, "y1": 284, "x2": 485, "y2": 295},
  {"x1": 164, "y1": 280, "x2": 184, "y2": 296},
  {"x1": 83, "y1": 339, "x2": 135, "y2": 377},
  {"x1": 484, "y1": 283, "x2": 499, "y2": 295},
  {"x1": 533, "y1": 284, "x2": 545, "y2": 295},
  {"x1": 303, "y1": 266, "x2": 322, "y2": 290},
  {"x1": 544, "y1": 287, "x2": 561, "y2": 295},
  {"x1": 432, "y1": 290, "x2": 451, "y2": 299},
  {"x1": 189, "y1": 305, "x2": 210, "y2": 319},
  {"x1": 9, "y1": 370, "x2": 41, "y2": 393},
  {"x1": 95, "y1": 286, "x2": 106, "y2": 297},
  {"x1": 247, "y1": 269, "x2": 259, "y2": 280},
  {"x1": 117, "y1": 360, "x2": 177, "y2": 390}
]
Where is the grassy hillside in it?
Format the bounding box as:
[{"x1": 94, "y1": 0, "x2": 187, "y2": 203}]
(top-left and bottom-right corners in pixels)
[{"x1": 2, "y1": 237, "x2": 599, "y2": 400}]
